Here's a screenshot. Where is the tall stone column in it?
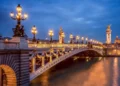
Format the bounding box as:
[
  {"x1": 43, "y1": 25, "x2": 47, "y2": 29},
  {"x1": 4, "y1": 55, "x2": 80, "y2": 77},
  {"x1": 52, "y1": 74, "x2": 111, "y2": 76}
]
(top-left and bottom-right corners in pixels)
[
  {"x1": 59, "y1": 27, "x2": 65, "y2": 44},
  {"x1": 106, "y1": 25, "x2": 112, "y2": 44}
]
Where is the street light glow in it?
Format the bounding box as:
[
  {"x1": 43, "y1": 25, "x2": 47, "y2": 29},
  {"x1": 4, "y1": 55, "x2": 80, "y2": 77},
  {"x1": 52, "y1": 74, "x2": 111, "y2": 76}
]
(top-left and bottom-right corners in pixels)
[
  {"x1": 81, "y1": 37, "x2": 84, "y2": 40},
  {"x1": 24, "y1": 13, "x2": 28, "y2": 19},
  {"x1": 10, "y1": 4, "x2": 28, "y2": 20},
  {"x1": 76, "y1": 36, "x2": 80, "y2": 40},
  {"x1": 61, "y1": 32, "x2": 65, "y2": 38},
  {"x1": 86, "y1": 37, "x2": 88, "y2": 41},
  {"x1": 48, "y1": 30, "x2": 54, "y2": 36},
  {"x1": 70, "y1": 34, "x2": 73, "y2": 39},
  {"x1": 10, "y1": 12, "x2": 14, "y2": 17},
  {"x1": 31, "y1": 26, "x2": 37, "y2": 34},
  {"x1": 16, "y1": 4, "x2": 22, "y2": 12}
]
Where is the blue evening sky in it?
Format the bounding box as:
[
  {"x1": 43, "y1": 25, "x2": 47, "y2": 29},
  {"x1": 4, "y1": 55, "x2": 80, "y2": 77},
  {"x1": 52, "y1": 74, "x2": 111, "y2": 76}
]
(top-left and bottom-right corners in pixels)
[{"x1": 0, "y1": 0, "x2": 120, "y2": 42}]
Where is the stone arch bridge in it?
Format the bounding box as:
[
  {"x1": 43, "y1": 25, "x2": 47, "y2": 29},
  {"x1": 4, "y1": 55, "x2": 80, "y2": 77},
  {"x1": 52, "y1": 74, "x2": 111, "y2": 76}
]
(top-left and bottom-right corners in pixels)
[
  {"x1": 0, "y1": 42, "x2": 104, "y2": 86},
  {"x1": 29, "y1": 44, "x2": 104, "y2": 81}
]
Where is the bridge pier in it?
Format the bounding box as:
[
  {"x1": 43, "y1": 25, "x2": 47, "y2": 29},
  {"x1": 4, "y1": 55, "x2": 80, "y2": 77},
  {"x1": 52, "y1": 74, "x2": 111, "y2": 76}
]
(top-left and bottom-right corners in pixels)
[{"x1": 0, "y1": 50, "x2": 30, "y2": 86}]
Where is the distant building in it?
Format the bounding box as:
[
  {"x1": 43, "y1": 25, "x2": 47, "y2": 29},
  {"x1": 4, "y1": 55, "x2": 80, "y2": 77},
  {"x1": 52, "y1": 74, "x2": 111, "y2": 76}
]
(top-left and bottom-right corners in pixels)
[
  {"x1": 106, "y1": 25, "x2": 112, "y2": 44},
  {"x1": 114, "y1": 36, "x2": 120, "y2": 44}
]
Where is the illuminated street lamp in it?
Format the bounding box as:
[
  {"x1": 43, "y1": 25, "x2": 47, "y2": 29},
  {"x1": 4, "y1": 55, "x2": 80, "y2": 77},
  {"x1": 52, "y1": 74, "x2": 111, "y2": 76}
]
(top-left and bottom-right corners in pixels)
[
  {"x1": 31, "y1": 25, "x2": 37, "y2": 42},
  {"x1": 76, "y1": 36, "x2": 80, "y2": 44},
  {"x1": 69, "y1": 34, "x2": 73, "y2": 44},
  {"x1": 86, "y1": 37, "x2": 88, "y2": 44},
  {"x1": 61, "y1": 32, "x2": 65, "y2": 43},
  {"x1": 48, "y1": 30, "x2": 54, "y2": 43},
  {"x1": 10, "y1": 4, "x2": 28, "y2": 37},
  {"x1": 81, "y1": 37, "x2": 84, "y2": 44}
]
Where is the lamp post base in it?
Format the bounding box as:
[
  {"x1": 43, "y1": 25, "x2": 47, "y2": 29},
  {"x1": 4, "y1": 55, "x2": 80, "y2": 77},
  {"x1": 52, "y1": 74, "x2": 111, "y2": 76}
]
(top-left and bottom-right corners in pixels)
[{"x1": 10, "y1": 37, "x2": 28, "y2": 49}]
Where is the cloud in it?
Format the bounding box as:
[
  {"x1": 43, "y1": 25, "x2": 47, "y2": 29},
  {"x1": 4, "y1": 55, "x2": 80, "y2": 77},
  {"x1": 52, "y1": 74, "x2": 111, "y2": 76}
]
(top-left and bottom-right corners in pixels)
[
  {"x1": 0, "y1": 0, "x2": 119, "y2": 42},
  {"x1": 85, "y1": 20, "x2": 93, "y2": 24},
  {"x1": 73, "y1": 17, "x2": 84, "y2": 22}
]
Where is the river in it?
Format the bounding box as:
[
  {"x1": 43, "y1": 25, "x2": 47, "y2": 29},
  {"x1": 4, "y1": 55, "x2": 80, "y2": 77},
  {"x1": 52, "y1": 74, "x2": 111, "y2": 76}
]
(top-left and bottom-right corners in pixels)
[{"x1": 31, "y1": 57, "x2": 120, "y2": 86}]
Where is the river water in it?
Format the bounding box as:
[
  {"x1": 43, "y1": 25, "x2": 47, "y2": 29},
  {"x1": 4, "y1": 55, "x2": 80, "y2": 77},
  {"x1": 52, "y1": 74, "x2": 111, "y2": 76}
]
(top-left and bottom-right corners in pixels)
[{"x1": 31, "y1": 57, "x2": 120, "y2": 86}]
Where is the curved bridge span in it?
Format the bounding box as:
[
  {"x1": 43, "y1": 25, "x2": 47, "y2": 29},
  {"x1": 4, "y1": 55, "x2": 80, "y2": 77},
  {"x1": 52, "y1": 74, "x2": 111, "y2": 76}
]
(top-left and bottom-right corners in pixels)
[{"x1": 30, "y1": 47, "x2": 103, "y2": 81}]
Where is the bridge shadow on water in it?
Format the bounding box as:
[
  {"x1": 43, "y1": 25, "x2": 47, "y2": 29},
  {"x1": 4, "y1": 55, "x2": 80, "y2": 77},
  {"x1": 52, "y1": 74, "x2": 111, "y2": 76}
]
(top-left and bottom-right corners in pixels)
[{"x1": 30, "y1": 56, "x2": 100, "y2": 86}]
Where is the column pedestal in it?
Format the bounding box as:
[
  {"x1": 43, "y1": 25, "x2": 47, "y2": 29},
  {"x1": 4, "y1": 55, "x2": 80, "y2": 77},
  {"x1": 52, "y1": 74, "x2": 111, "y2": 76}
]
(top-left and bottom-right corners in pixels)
[{"x1": 10, "y1": 37, "x2": 28, "y2": 49}]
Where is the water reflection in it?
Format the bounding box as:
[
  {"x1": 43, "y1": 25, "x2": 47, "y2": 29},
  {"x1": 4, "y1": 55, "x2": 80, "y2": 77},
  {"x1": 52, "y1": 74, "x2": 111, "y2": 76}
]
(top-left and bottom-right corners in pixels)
[
  {"x1": 113, "y1": 58, "x2": 118, "y2": 86},
  {"x1": 31, "y1": 57, "x2": 120, "y2": 86}
]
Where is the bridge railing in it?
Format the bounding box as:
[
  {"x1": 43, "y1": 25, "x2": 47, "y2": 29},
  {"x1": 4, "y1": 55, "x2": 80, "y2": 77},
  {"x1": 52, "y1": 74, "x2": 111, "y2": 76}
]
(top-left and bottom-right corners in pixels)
[
  {"x1": 0, "y1": 42, "x2": 20, "y2": 49},
  {"x1": 28, "y1": 43, "x2": 88, "y2": 48},
  {"x1": 28, "y1": 43, "x2": 103, "y2": 50},
  {"x1": 92, "y1": 45, "x2": 103, "y2": 49}
]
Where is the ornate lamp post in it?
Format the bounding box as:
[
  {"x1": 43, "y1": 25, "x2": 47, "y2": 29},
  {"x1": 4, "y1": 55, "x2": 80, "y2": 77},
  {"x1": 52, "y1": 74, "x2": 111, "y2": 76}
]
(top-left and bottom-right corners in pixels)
[
  {"x1": 76, "y1": 36, "x2": 80, "y2": 44},
  {"x1": 61, "y1": 32, "x2": 65, "y2": 43},
  {"x1": 48, "y1": 30, "x2": 54, "y2": 43},
  {"x1": 86, "y1": 37, "x2": 88, "y2": 44},
  {"x1": 69, "y1": 34, "x2": 73, "y2": 44},
  {"x1": 81, "y1": 37, "x2": 84, "y2": 44},
  {"x1": 31, "y1": 25, "x2": 37, "y2": 42},
  {"x1": 10, "y1": 4, "x2": 28, "y2": 37}
]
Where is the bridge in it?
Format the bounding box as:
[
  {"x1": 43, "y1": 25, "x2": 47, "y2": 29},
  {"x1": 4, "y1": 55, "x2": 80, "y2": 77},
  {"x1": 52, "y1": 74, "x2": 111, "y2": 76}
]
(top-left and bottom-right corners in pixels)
[
  {"x1": 0, "y1": 4, "x2": 119, "y2": 86},
  {"x1": 0, "y1": 38, "x2": 104, "y2": 86},
  {"x1": 29, "y1": 43, "x2": 103, "y2": 81}
]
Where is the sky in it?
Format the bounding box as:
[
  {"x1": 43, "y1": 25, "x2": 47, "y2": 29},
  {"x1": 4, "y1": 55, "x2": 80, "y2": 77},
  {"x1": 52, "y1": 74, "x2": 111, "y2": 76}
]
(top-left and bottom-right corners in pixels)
[{"x1": 0, "y1": 0, "x2": 120, "y2": 42}]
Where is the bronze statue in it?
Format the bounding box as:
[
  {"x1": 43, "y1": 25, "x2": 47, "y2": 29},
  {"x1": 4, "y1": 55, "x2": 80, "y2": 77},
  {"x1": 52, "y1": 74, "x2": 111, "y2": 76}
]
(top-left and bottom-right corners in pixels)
[
  {"x1": 13, "y1": 25, "x2": 26, "y2": 37},
  {"x1": 20, "y1": 26, "x2": 24, "y2": 36},
  {"x1": 107, "y1": 24, "x2": 111, "y2": 29}
]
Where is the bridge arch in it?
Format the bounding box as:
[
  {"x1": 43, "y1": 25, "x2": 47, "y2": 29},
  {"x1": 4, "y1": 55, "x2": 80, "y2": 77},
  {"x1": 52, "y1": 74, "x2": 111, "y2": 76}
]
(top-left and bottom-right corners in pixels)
[
  {"x1": 74, "y1": 49, "x2": 103, "y2": 57},
  {"x1": 0, "y1": 65, "x2": 17, "y2": 86},
  {"x1": 30, "y1": 48, "x2": 103, "y2": 81},
  {"x1": 0, "y1": 53, "x2": 21, "y2": 86}
]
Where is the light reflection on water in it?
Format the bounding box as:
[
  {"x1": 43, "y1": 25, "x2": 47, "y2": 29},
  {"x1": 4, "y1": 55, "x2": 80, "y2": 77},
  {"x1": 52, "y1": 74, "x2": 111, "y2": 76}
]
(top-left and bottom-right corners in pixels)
[
  {"x1": 113, "y1": 58, "x2": 118, "y2": 86},
  {"x1": 31, "y1": 57, "x2": 120, "y2": 86}
]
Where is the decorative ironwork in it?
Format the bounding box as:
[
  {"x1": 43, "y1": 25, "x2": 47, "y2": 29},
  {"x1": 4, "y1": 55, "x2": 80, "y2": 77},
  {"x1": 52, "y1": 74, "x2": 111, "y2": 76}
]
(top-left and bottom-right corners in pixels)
[{"x1": 10, "y1": 4, "x2": 28, "y2": 37}]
